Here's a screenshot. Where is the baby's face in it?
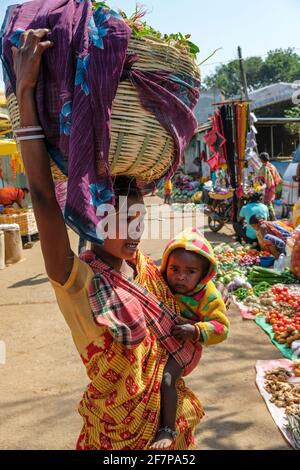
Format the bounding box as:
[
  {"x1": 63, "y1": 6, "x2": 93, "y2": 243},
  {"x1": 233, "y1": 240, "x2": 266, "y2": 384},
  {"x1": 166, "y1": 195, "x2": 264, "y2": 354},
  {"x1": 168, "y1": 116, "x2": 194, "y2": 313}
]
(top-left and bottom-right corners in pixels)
[{"x1": 166, "y1": 248, "x2": 210, "y2": 296}]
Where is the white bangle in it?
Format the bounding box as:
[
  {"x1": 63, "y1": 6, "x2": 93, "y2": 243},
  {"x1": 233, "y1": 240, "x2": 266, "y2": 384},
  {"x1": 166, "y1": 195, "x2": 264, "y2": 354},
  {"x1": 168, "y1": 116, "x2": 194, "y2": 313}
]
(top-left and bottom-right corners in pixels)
[
  {"x1": 14, "y1": 126, "x2": 43, "y2": 133},
  {"x1": 17, "y1": 134, "x2": 45, "y2": 141}
]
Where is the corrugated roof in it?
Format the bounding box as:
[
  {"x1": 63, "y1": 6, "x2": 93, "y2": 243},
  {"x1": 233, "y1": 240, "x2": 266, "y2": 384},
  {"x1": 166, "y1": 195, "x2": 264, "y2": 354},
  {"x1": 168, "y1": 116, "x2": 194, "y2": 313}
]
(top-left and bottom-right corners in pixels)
[{"x1": 249, "y1": 82, "x2": 299, "y2": 110}]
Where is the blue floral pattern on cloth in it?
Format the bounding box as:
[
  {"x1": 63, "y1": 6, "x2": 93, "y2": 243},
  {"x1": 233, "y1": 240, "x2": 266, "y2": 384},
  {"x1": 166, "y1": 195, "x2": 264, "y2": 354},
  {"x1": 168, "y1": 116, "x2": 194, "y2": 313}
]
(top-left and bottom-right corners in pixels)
[
  {"x1": 88, "y1": 6, "x2": 122, "y2": 49},
  {"x1": 9, "y1": 28, "x2": 25, "y2": 47},
  {"x1": 169, "y1": 73, "x2": 199, "y2": 107},
  {"x1": 75, "y1": 55, "x2": 90, "y2": 95},
  {"x1": 88, "y1": 14, "x2": 108, "y2": 50},
  {"x1": 90, "y1": 183, "x2": 114, "y2": 209},
  {"x1": 105, "y1": 8, "x2": 124, "y2": 21},
  {"x1": 59, "y1": 101, "x2": 72, "y2": 136}
]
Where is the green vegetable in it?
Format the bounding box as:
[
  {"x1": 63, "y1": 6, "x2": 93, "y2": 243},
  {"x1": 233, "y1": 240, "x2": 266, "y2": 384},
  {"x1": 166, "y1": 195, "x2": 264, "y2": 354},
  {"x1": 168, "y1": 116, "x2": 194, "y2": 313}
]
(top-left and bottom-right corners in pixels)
[
  {"x1": 286, "y1": 409, "x2": 300, "y2": 450},
  {"x1": 253, "y1": 282, "x2": 271, "y2": 296},
  {"x1": 92, "y1": 1, "x2": 109, "y2": 9},
  {"x1": 235, "y1": 288, "x2": 250, "y2": 301},
  {"x1": 95, "y1": 4, "x2": 200, "y2": 59},
  {"x1": 248, "y1": 266, "x2": 299, "y2": 286}
]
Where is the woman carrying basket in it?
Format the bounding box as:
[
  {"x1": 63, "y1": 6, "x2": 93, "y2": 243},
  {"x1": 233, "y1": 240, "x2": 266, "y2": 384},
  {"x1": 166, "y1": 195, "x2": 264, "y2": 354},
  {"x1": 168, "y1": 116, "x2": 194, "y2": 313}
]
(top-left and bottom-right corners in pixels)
[{"x1": 10, "y1": 28, "x2": 207, "y2": 451}]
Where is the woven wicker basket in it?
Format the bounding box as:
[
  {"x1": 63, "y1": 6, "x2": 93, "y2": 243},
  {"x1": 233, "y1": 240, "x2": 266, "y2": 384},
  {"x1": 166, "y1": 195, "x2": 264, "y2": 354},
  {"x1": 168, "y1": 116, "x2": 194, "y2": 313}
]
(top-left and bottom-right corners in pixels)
[
  {"x1": 7, "y1": 36, "x2": 200, "y2": 182},
  {"x1": 208, "y1": 190, "x2": 234, "y2": 201},
  {"x1": 128, "y1": 36, "x2": 200, "y2": 79},
  {"x1": 0, "y1": 209, "x2": 38, "y2": 236}
]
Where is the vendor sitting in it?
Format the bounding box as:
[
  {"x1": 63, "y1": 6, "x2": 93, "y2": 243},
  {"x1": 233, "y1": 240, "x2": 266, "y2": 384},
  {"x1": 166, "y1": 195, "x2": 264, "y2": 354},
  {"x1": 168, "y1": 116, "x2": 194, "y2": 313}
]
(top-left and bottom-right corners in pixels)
[
  {"x1": 235, "y1": 193, "x2": 269, "y2": 243},
  {"x1": 249, "y1": 215, "x2": 292, "y2": 258},
  {"x1": 0, "y1": 186, "x2": 29, "y2": 208}
]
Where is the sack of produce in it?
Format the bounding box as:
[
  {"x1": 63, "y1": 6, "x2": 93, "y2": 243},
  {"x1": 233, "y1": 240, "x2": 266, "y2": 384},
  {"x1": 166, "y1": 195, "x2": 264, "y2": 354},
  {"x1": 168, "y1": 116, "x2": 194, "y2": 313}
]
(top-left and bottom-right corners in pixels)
[{"x1": 1, "y1": 0, "x2": 200, "y2": 244}]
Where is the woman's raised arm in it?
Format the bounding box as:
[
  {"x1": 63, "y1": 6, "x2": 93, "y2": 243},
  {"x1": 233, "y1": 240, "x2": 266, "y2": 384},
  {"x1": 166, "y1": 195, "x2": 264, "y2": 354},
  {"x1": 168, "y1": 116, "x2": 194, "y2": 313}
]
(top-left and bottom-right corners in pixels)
[{"x1": 13, "y1": 29, "x2": 73, "y2": 284}]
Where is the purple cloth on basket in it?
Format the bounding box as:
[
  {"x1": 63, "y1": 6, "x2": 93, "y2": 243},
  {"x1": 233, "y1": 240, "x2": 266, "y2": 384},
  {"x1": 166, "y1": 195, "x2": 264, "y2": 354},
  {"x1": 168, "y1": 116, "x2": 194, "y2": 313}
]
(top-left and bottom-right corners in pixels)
[{"x1": 1, "y1": 0, "x2": 200, "y2": 245}]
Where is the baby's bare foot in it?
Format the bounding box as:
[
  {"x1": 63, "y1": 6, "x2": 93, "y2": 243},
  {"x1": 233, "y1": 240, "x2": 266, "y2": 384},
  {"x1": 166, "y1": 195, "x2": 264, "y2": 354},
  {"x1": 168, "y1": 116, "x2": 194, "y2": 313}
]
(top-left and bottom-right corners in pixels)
[{"x1": 150, "y1": 429, "x2": 175, "y2": 450}]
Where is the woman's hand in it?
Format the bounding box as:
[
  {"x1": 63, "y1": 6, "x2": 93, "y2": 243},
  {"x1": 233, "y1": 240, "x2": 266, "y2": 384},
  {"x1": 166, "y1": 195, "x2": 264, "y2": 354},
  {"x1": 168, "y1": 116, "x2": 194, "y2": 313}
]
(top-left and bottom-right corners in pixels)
[
  {"x1": 12, "y1": 29, "x2": 53, "y2": 96},
  {"x1": 172, "y1": 323, "x2": 198, "y2": 342}
]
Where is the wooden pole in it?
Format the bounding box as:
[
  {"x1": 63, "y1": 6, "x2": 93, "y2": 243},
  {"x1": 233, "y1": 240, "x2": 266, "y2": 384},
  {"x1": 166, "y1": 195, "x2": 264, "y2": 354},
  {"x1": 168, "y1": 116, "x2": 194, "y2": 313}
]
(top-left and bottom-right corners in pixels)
[
  {"x1": 271, "y1": 126, "x2": 274, "y2": 158},
  {"x1": 238, "y1": 46, "x2": 249, "y2": 101}
]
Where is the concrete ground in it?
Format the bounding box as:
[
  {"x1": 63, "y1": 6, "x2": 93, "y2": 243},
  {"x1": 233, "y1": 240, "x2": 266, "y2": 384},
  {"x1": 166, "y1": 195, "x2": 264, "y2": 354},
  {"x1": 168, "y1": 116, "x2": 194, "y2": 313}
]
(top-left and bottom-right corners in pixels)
[{"x1": 0, "y1": 197, "x2": 290, "y2": 450}]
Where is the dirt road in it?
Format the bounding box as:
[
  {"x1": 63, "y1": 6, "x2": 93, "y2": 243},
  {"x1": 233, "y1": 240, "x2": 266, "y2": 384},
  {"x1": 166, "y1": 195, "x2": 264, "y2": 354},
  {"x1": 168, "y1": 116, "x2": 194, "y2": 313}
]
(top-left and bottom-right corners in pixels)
[{"x1": 0, "y1": 199, "x2": 290, "y2": 450}]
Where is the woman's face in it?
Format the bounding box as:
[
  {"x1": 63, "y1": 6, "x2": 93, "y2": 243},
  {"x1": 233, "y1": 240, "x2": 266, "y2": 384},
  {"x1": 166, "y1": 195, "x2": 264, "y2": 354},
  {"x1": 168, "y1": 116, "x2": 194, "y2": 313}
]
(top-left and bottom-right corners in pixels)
[{"x1": 100, "y1": 195, "x2": 146, "y2": 261}]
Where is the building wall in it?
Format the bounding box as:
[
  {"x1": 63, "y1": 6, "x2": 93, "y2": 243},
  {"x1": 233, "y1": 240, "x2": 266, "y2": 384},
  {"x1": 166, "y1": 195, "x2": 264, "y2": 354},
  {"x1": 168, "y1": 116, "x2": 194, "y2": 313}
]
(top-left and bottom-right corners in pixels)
[
  {"x1": 184, "y1": 137, "x2": 199, "y2": 174},
  {"x1": 256, "y1": 124, "x2": 299, "y2": 157},
  {"x1": 194, "y1": 88, "x2": 223, "y2": 125}
]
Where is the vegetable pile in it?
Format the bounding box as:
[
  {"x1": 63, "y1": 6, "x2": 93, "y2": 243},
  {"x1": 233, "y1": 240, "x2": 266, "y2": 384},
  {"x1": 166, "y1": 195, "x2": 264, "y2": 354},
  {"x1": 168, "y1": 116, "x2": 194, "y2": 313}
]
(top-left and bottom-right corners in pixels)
[
  {"x1": 264, "y1": 367, "x2": 300, "y2": 410},
  {"x1": 265, "y1": 287, "x2": 300, "y2": 352},
  {"x1": 248, "y1": 266, "x2": 299, "y2": 286},
  {"x1": 242, "y1": 288, "x2": 276, "y2": 316},
  {"x1": 158, "y1": 174, "x2": 202, "y2": 203},
  {"x1": 214, "y1": 242, "x2": 300, "y2": 325},
  {"x1": 264, "y1": 366, "x2": 300, "y2": 449},
  {"x1": 215, "y1": 244, "x2": 272, "y2": 269}
]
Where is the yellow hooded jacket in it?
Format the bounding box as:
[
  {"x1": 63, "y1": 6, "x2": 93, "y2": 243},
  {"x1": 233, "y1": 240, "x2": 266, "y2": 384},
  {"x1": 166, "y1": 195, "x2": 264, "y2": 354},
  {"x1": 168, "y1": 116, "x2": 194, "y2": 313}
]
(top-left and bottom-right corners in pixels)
[{"x1": 160, "y1": 228, "x2": 229, "y2": 346}]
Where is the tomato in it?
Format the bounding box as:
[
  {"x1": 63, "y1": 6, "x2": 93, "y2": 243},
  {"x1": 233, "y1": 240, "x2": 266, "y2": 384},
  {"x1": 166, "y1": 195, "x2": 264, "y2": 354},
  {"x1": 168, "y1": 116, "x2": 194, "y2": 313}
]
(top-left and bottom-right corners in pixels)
[{"x1": 271, "y1": 311, "x2": 280, "y2": 316}]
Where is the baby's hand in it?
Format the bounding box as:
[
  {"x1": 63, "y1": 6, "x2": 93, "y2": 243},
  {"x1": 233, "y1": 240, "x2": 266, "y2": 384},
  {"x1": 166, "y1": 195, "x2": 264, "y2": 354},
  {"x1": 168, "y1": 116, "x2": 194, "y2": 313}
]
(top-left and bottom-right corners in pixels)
[{"x1": 172, "y1": 323, "x2": 197, "y2": 341}]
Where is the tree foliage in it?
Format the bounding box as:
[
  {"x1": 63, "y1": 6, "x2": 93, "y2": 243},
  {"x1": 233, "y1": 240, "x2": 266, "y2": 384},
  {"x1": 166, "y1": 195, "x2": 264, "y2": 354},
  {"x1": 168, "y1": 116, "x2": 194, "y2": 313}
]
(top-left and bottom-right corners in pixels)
[
  {"x1": 285, "y1": 105, "x2": 300, "y2": 134},
  {"x1": 203, "y1": 48, "x2": 300, "y2": 98}
]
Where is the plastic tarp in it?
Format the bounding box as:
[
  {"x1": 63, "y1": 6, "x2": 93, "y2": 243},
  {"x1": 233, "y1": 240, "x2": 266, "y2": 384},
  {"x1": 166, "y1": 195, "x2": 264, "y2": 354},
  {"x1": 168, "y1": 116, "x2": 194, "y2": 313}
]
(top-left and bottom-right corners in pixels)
[
  {"x1": 256, "y1": 359, "x2": 300, "y2": 450},
  {"x1": 255, "y1": 316, "x2": 299, "y2": 360}
]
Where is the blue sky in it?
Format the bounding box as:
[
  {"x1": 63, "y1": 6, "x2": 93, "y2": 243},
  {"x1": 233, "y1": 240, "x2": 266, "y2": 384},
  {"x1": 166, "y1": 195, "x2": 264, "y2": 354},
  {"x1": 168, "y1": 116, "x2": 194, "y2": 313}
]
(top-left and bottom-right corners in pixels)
[{"x1": 0, "y1": 0, "x2": 299, "y2": 90}]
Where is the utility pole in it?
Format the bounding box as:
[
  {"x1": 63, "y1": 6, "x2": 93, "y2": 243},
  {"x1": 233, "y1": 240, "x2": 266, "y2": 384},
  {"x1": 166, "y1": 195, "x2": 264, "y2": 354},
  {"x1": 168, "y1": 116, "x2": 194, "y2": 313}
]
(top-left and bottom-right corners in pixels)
[{"x1": 238, "y1": 46, "x2": 249, "y2": 101}]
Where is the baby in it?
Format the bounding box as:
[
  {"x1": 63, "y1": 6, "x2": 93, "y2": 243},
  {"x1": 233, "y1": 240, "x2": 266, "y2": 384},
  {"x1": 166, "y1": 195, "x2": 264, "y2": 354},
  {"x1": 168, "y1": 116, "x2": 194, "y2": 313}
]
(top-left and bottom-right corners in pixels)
[{"x1": 151, "y1": 227, "x2": 229, "y2": 450}]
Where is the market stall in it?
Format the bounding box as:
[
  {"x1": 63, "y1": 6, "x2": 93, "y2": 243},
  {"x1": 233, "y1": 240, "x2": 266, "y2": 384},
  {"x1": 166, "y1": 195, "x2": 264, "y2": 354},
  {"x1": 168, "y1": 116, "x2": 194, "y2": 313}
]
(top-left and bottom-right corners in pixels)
[
  {"x1": 215, "y1": 239, "x2": 300, "y2": 444},
  {"x1": 214, "y1": 241, "x2": 300, "y2": 360},
  {"x1": 157, "y1": 171, "x2": 203, "y2": 204},
  {"x1": 203, "y1": 100, "x2": 257, "y2": 232}
]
